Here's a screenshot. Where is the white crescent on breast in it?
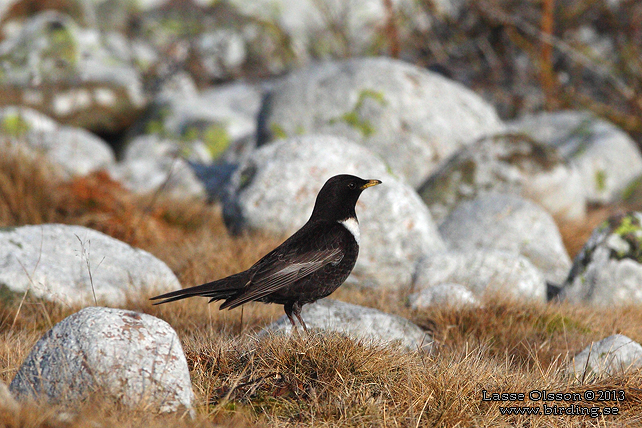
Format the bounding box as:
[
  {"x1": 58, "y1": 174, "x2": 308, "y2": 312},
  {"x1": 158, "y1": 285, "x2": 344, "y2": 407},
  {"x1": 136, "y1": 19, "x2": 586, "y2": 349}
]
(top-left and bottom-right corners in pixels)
[{"x1": 338, "y1": 217, "x2": 360, "y2": 245}]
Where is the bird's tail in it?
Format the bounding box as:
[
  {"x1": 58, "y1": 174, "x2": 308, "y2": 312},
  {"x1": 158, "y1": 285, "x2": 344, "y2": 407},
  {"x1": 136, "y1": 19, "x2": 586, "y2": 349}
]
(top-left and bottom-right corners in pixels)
[{"x1": 150, "y1": 273, "x2": 246, "y2": 305}]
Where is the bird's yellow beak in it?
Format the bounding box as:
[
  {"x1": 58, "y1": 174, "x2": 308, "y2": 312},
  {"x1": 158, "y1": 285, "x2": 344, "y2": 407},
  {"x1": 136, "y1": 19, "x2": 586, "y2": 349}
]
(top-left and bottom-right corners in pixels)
[{"x1": 360, "y1": 179, "x2": 382, "y2": 190}]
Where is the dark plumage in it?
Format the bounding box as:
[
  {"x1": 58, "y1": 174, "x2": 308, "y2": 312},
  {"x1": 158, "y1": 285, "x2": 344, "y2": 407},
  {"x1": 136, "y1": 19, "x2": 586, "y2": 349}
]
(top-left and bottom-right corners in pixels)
[{"x1": 150, "y1": 174, "x2": 381, "y2": 330}]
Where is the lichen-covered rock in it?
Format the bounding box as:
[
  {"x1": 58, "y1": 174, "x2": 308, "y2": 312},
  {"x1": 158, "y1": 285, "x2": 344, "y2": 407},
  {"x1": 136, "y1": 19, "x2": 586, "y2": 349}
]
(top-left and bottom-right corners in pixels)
[
  {"x1": 559, "y1": 212, "x2": 642, "y2": 306},
  {"x1": 107, "y1": 134, "x2": 207, "y2": 199},
  {"x1": 0, "y1": 224, "x2": 180, "y2": 306},
  {"x1": 418, "y1": 133, "x2": 586, "y2": 223},
  {"x1": 134, "y1": 75, "x2": 263, "y2": 163},
  {"x1": 222, "y1": 135, "x2": 446, "y2": 289},
  {"x1": 567, "y1": 334, "x2": 642, "y2": 381},
  {"x1": 263, "y1": 298, "x2": 432, "y2": 351},
  {"x1": 228, "y1": 0, "x2": 428, "y2": 63},
  {"x1": 508, "y1": 110, "x2": 642, "y2": 204},
  {"x1": 10, "y1": 307, "x2": 194, "y2": 413},
  {"x1": 439, "y1": 193, "x2": 571, "y2": 284},
  {"x1": 133, "y1": 2, "x2": 250, "y2": 80},
  {"x1": 0, "y1": 106, "x2": 115, "y2": 178},
  {"x1": 408, "y1": 283, "x2": 480, "y2": 310},
  {"x1": 413, "y1": 250, "x2": 546, "y2": 302},
  {"x1": 257, "y1": 57, "x2": 505, "y2": 187},
  {"x1": 0, "y1": 11, "x2": 145, "y2": 131}
]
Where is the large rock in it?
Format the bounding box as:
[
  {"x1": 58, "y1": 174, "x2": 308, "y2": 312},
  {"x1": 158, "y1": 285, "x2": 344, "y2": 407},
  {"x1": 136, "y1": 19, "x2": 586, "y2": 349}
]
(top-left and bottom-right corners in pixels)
[
  {"x1": 0, "y1": 11, "x2": 146, "y2": 131},
  {"x1": 222, "y1": 135, "x2": 446, "y2": 288},
  {"x1": 508, "y1": 110, "x2": 642, "y2": 204},
  {"x1": 413, "y1": 250, "x2": 547, "y2": 302},
  {"x1": 132, "y1": 2, "x2": 250, "y2": 80},
  {"x1": 134, "y1": 75, "x2": 263, "y2": 163},
  {"x1": 257, "y1": 57, "x2": 505, "y2": 187},
  {"x1": 439, "y1": 193, "x2": 571, "y2": 284},
  {"x1": 407, "y1": 283, "x2": 480, "y2": 310},
  {"x1": 567, "y1": 334, "x2": 642, "y2": 381},
  {"x1": 228, "y1": 0, "x2": 429, "y2": 62},
  {"x1": 559, "y1": 212, "x2": 642, "y2": 306},
  {"x1": 107, "y1": 134, "x2": 207, "y2": 199},
  {"x1": 263, "y1": 298, "x2": 432, "y2": 351},
  {"x1": 0, "y1": 224, "x2": 180, "y2": 306},
  {"x1": 0, "y1": 106, "x2": 115, "y2": 178},
  {"x1": 418, "y1": 133, "x2": 586, "y2": 223},
  {"x1": 10, "y1": 307, "x2": 194, "y2": 413}
]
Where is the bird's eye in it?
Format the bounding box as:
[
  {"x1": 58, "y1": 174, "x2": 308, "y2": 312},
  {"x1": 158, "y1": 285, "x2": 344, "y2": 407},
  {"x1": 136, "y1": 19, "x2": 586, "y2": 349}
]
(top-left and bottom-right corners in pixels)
[{"x1": 348, "y1": 182, "x2": 356, "y2": 189}]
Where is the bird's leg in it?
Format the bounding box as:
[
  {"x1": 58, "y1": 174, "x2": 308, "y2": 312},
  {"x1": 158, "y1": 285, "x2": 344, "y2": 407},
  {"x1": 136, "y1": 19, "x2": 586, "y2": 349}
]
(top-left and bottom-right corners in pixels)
[
  {"x1": 284, "y1": 302, "x2": 298, "y2": 331},
  {"x1": 292, "y1": 302, "x2": 308, "y2": 332}
]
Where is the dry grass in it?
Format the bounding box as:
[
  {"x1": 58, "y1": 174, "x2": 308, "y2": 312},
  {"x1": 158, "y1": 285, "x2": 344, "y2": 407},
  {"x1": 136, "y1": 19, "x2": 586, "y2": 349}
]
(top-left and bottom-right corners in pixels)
[{"x1": 2, "y1": 152, "x2": 642, "y2": 426}]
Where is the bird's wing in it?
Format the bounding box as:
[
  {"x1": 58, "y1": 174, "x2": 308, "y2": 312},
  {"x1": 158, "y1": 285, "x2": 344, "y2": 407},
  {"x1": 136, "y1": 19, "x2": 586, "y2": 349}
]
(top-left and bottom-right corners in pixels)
[{"x1": 220, "y1": 223, "x2": 346, "y2": 309}]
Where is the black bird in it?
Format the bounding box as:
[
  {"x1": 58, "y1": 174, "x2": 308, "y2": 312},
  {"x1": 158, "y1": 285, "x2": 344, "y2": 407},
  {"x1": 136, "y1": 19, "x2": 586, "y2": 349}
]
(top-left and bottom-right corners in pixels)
[{"x1": 150, "y1": 174, "x2": 381, "y2": 330}]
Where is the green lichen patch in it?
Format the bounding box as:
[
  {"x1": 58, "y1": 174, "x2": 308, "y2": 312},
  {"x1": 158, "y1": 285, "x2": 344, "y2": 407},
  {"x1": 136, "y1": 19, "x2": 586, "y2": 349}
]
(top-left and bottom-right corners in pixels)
[
  {"x1": 144, "y1": 119, "x2": 166, "y2": 136},
  {"x1": 178, "y1": 121, "x2": 231, "y2": 160},
  {"x1": 355, "y1": 89, "x2": 387, "y2": 108},
  {"x1": 1, "y1": 113, "x2": 31, "y2": 137},
  {"x1": 595, "y1": 170, "x2": 607, "y2": 192},
  {"x1": 202, "y1": 124, "x2": 230, "y2": 159},
  {"x1": 614, "y1": 215, "x2": 642, "y2": 237},
  {"x1": 335, "y1": 111, "x2": 375, "y2": 137},
  {"x1": 328, "y1": 89, "x2": 387, "y2": 138},
  {"x1": 608, "y1": 214, "x2": 642, "y2": 263},
  {"x1": 143, "y1": 106, "x2": 171, "y2": 136},
  {"x1": 270, "y1": 123, "x2": 287, "y2": 140},
  {"x1": 181, "y1": 126, "x2": 200, "y2": 142},
  {"x1": 46, "y1": 23, "x2": 78, "y2": 68},
  {"x1": 8, "y1": 239, "x2": 22, "y2": 249}
]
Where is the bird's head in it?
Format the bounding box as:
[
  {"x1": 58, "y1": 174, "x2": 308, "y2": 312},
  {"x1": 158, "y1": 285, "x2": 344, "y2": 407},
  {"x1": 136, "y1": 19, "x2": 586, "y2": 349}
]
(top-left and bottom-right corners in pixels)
[{"x1": 310, "y1": 174, "x2": 381, "y2": 222}]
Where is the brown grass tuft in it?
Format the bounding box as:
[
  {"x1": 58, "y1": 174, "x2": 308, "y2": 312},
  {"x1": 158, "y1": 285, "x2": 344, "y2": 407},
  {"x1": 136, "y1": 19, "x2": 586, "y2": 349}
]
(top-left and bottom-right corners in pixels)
[{"x1": 0, "y1": 147, "x2": 61, "y2": 225}]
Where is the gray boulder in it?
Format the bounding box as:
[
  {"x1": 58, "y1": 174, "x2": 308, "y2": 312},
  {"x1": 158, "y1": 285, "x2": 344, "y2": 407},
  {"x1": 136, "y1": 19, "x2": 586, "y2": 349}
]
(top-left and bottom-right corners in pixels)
[
  {"x1": 567, "y1": 334, "x2": 642, "y2": 381},
  {"x1": 222, "y1": 135, "x2": 446, "y2": 289},
  {"x1": 508, "y1": 110, "x2": 642, "y2": 204},
  {"x1": 413, "y1": 250, "x2": 546, "y2": 303},
  {"x1": 263, "y1": 298, "x2": 432, "y2": 351},
  {"x1": 408, "y1": 283, "x2": 480, "y2": 310},
  {"x1": 108, "y1": 134, "x2": 207, "y2": 199},
  {"x1": 0, "y1": 106, "x2": 115, "y2": 178},
  {"x1": 199, "y1": 82, "x2": 265, "y2": 158},
  {"x1": 228, "y1": 0, "x2": 428, "y2": 62},
  {"x1": 10, "y1": 307, "x2": 194, "y2": 413},
  {"x1": 418, "y1": 133, "x2": 586, "y2": 223},
  {"x1": 137, "y1": 75, "x2": 264, "y2": 163},
  {"x1": 439, "y1": 193, "x2": 571, "y2": 284},
  {"x1": 258, "y1": 57, "x2": 505, "y2": 187},
  {"x1": 0, "y1": 224, "x2": 181, "y2": 306},
  {"x1": 0, "y1": 11, "x2": 146, "y2": 131},
  {"x1": 133, "y1": 3, "x2": 249, "y2": 80},
  {"x1": 559, "y1": 212, "x2": 642, "y2": 306}
]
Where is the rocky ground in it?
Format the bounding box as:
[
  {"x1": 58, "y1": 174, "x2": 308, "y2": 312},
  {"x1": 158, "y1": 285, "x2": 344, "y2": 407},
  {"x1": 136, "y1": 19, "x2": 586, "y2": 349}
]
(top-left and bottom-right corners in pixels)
[{"x1": 1, "y1": 0, "x2": 642, "y2": 426}]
